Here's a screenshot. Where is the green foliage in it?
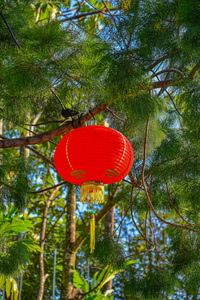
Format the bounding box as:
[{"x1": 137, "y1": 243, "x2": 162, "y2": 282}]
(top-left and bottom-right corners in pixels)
[
  {"x1": 123, "y1": 266, "x2": 174, "y2": 300},
  {"x1": 73, "y1": 268, "x2": 89, "y2": 292},
  {"x1": 2, "y1": 0, "x2": 200, "y2": 299},
  {"x1": 85, "y1": 236, "x2": 126, "y2": 269},
  {"x1": 0, "y1": 154, "x2": 33, "y2": 209},
  {"x1": 72, "y1": 262, "x2": 136, "y2": 298},
  {"x1": 0, "y1": 275, "x2": 19, "y2": 300},
  {"x1": 0, "y1": 204, "x2": 40, "y2": 276}
]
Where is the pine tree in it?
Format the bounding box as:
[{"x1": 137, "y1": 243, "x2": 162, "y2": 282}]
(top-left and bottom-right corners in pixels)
[{"x1": 1, "y1": 0, "x2": 200, "y2": 299}]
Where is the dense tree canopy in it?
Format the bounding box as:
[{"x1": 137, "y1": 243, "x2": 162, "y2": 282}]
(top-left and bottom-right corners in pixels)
[{"x1": 1, "y1": 0, "x2": 200, "y2": 299}]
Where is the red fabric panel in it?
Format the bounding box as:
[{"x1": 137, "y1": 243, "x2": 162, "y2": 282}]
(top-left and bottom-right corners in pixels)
[{"x1": 54, "y1": 125, "x2": 134, "y2": 185}]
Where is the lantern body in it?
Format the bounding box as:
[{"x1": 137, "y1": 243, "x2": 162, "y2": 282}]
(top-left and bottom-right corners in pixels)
[{"x1": 54, "y1": 125, "x2": 134, "y2": 186}]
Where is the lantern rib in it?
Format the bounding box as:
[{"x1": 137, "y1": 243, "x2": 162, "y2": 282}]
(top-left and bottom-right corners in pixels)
[
  {"x1": 114, "y1": 133, "x2": 127, "y2": 172},
  {"x1": 65, "y1": 130, "x2": 74, "y2": 171}
]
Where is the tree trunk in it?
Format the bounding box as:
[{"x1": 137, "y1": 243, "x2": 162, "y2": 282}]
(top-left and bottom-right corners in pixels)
[
  {"x1": 37, "y1": 187, "x2": 60, "y2": 300},
  {"x1": 61, "y1": 184, "x2": 77, "y2": 300},
  {"x1": 103, "y1": 187, "x2": 115, "y2": 293}
]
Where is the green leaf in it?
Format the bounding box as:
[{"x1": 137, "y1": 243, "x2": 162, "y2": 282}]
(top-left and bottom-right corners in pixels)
[
  {"x1": 6, "y1": 278, "x2": 11, "y2": 298},
  {"x1": 0, "y1": 274, "x2": 6, "y2": 290},
  {"x1": 73, "y1": 269, "x2": 89, "y2": 292},
  {"x1": 96, "y1": 266, "x2": 111, "y2": 287},
  {"x1": 56, "y1": 265, "x2": 63, "y2": 271},
  {"x1": 124, "y1": 259, "x2": 137, "y2": 266},
  {"x1": 91, "y1": 271, "x2": 99, "y2": 289}
]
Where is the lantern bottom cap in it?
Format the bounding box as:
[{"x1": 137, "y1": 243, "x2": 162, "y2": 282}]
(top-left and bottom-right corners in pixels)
[{"x1": 80, "y1": 181, "x2": 104, "y2": 204}]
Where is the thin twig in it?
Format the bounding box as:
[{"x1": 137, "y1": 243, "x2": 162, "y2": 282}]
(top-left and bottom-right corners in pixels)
[
  {"x1": 0, "y1": 12, "x2": 20, "y2": 49},
  {"x1": 106, "y1": 106, "x2": 127, "y2": 123},
  {"x1": 141, "y1": 118, "x2": 200, "y2": 234},
  {"x1": 94, "y1": 246, "x2": 156, "y2": 269},
  {"x1": 117, "y1": 206, "x2": 124, "y2": 242},
  {"x1": 150, "y1": 68, "x2": 185, "y2": 79},
  {"x1": 130, "y1": 186, "x2": 154, "y2": 246},
  {"x1": 59, "y1": 8, "x2": 116, "y2": 22},
  {"x1": 189, "y1": 61, "x2": 200, "y2": 78},
  {"x1": 150, "y1": 70, "x2": 182, "y2": 117},
  {"x1": 112, "y1": 203, "x2": 131, "y2": 237},
  {"x1": 147, "y1": 48, "x2": 181, "y2": 71},
  {"x1": 51, "y1": 89, "x2": 66, "y2": 110},
  {"x1": 45, "y1": 203, "x2": 68, "y2": 240},
  {"x1": 0, "y1": 134, "x2": 55, "y2": 167},
  {"x1": 149, "y1": 207, "x2": 191, "y2": 266},
  {"x1": 165, "y1": 89, "x2": 182, "y2": 117},
  {"x1": 0, "y1": 113, "x2": 57, "y2": 146},
  {"x1": 159, "y1": 167, "x2": 195, "y2": 226},
  {"x1": 31, "y1": 181, "x2": 66, "y2": 194}
]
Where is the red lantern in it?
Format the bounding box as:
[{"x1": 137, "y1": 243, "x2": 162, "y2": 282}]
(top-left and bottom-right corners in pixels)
[{"x1": 54, "y1": 122, "x2": 134, "y2": 252}]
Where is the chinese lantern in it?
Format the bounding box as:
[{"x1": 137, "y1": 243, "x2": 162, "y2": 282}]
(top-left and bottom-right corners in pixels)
[{"x1": 54, "y1": 121, "x2": 134, "y2": 252}]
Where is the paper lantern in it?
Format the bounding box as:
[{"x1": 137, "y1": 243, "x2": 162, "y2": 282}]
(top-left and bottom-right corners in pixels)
[{"x1": 54, "y1": 121, "x2": 134, "y2": 252}]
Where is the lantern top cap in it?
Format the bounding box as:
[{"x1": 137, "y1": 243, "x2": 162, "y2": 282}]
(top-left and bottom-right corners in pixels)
[{"x1": 84, "y1": 120, "x2": 109, "y2": 127}]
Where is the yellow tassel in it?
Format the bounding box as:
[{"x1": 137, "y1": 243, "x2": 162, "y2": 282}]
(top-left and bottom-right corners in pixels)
[
  {"x1": 80, "y1": 181, "x2": 104, "y2": 204},
  {"x1": 90, "y1": 212, "x2": 95, "y2": 253}
]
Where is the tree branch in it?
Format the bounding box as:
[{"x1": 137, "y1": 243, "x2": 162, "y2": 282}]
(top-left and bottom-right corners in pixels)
[
  {"x1": 0, "y1": 104, "x2": 107, "y2": 148},
  {"x1": 160, "y1": 167, "x2": 195, "y2": 226},
  {"x1": 150, "y1": 68, "x2": 185, "y2": 79},
  {"x1": 188, "y1": 61, "x2": 200, "y2": 78},
  {"x1": 165, "y1": 89, "x2": 182, "y2": 117},
  {"x1": 94, "y1": 246, "x2": 156, "y2": 269},
  {"x1": 130, "y1": 186, "x2": 154, "y2": 246},
  {"x1": 150, "y1": 69, "x2": 183, "y2": 117},
  {"x1": 106, "y1": 106, "x2": 127, "y2": 123},
  {"x1": 59, "y1": 8, "x2": 116, "y2": 22},
  {"x1": 0, "y1": 134, "x2": 55, "y2": 167},
  {"x1": 150, "y1": 79, "x2": 177, "y2": 89},
  {"x1": 45, "y1": 203, "x2": 68, "y2": 240},
  {"x1": 31, "y1": 181, "x2": 66, "y2": 194},
  {"x1": 141, "y1": 118, "x2": 200, "y2": 234},
  {"x1": 0, "y1": 11, "x2": 20, "y2": 49},
  {"x1": 147, "y1": 48, "x2": 181, "y2": 71}
]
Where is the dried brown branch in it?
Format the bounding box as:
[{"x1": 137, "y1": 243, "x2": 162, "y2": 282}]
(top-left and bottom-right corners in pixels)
[
  {"x1": 0, "y1": 180, "x2": 11, "y2": 188},
  {"x1": 117, "y1": 207, "x2": 124, "y2": 241}
]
